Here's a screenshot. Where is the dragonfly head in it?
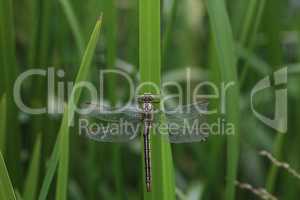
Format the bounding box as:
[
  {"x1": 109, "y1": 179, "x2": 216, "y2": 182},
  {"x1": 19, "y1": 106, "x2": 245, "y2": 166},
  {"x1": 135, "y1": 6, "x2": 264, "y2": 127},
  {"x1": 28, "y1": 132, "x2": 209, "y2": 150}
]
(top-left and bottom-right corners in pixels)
[
  {"x1": 137, "y1": 93, "x2": 160, "y2": 103},
  {"x1": 143, "y1": 96, "x2": 153, "y2": 102}
]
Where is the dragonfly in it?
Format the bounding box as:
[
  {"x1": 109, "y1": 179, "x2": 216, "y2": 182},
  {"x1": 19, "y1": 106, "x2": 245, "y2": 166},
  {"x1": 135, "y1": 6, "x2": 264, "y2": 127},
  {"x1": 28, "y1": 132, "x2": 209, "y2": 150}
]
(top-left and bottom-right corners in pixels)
[{"x1": 80, "y1": 93, "x2": 209, "y2": 192}]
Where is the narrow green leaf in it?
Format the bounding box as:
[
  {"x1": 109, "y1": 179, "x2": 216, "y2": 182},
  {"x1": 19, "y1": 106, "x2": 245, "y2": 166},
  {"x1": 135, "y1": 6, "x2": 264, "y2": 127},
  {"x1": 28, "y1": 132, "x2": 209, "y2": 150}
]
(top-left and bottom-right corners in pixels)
[
  {"x1": 262, "y1": 0, "x2": 284, "y2": 67},
  {"x1": 103, "y1": 0, "x2": 124, "y2": 198},
  {"x1": 104, "y1": 0, "x2": 117, "y2": 105},
  {"x1": 38, "y1": 17, "x2": 103, "y2": 200},
  {"x1": 162, "y1": 0, "x2": 179, "y2": 62},
  {"x1": 37, "y1": 0, "x2": 53, "y2": 66},
  {"x1": 266, "y1": 134, "x2": 285, "y2": 192},
  {"x1": 68, "y1": 15, "x2": 103, "y2": 118},
  {"x1": 0, "y1": 0, "x2": 21, "y2": 185},
  {"x1": 59, "y1": 0, "x2": 85, "y2": 54},
  {"x1": 0, "y1": 152, "x2": 16, "y2": 200},
  {"x1": 15, "y1": 190, "x2": 23, "y2": 200},
  {"x1": 236, "y1": 44, "x2": 271, "y2": 76},
  {"x1": 238, "y1": 0, "x2": 258, "y2": 45},
  {"x1": 23, "y1": 134, "x2": 42, "y2": 200},
  {"x1": 263, "y1": 0, "x2": 285, "y2": 193},
  {"x1": 29, "y1": 0, "x2": 54, "y2": 114},
  {"x1": 139, "y1": 0, "x2": 175, "y2": 199},
  {"x1": 27, "y1": 0, "x2": 38, "y2": 66},
  {"x1": 0, "y1": 94, "x2": 6, "y2": 154},
  {"x1": 237, "y1": 0, "x2": 266, "y2": 86},
  {"x1": 55, "y1": 120, "x2": 70, "y2": 200},
  {"x1": 203, "y1": 39, "x2": 226, "y2": 200},
  {"x1": 205, "y1": 1, "x2": 240, "y2": 200},
  {"x1": 38, "y1": 110, "x2": 68, "y2": 200}
]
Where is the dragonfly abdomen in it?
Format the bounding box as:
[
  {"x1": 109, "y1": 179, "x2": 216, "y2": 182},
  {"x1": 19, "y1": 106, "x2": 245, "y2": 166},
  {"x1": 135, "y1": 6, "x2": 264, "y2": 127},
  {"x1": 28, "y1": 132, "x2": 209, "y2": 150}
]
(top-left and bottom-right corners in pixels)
[{"x1": 143, "y1": 123, "x2": 152, "y2": 192}]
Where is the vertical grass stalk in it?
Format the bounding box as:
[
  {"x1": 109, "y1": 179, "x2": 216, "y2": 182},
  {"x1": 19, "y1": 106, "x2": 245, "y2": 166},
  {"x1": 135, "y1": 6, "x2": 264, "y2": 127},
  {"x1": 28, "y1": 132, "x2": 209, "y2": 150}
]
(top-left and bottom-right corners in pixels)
[
  {"x1": 104, "y1": 0, "x2": 124, "y2": 198},
  {"x1": 0, "y1": 94, "x2": 7, "y2": 154},
  {"x1": 139, "y1": 0, "x2": 175, "y2": 199},
  {"x1": 0, "y1": 0, "x2": 21, "y2": 186},
  {"x1": 38, "y1": 18, "x2": 102, "y2": 200},
  {"x1": 0, "y1": 152, "x2": 16, "y2": 200},
  {"x1": 263, "y1": 0, "x2": 285, "y2": 193},
  {"x1": 56, "y1": 119, "x2": 70, "y2": 200},
  {"x1": 59, "y1": 0, "x2": 85, "y2": 55},
  {"x1": 23, "y1": 134, "x2": 42, "y2": 200},
  {"x1": 205, "y1": 0, "x2": 240, "y2": 200}
]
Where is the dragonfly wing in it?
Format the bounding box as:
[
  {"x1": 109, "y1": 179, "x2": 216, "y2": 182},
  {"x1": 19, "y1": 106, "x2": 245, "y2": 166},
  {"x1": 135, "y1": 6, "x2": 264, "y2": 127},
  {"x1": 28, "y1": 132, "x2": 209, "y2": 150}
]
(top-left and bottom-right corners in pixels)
[
  {"x1": 164, "y1": 101, "x2": 209, "y2": 143},
  {"x1": 85, "y1": 124, "x2": 140, "y2": 143},
  {"x1": 81, "y1": 103, "x2": 142, "y2": 123},
  {"x1": 79, "y1": 118, "x2": 141, "y2": 142},
  {"x1": 167, "y1": 127, "x2": 209, "y2": 143},
  {"x1": 79, "y1": 103, "x2": 142, "y2": 142}
]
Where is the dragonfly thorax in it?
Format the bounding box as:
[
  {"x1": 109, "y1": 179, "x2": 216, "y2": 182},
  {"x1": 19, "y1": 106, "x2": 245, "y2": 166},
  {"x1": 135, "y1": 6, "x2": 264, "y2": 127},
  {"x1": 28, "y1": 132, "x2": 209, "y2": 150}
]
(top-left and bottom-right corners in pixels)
[{"x1": 142, "y1": 102, "x2": 153, "y2": 112}]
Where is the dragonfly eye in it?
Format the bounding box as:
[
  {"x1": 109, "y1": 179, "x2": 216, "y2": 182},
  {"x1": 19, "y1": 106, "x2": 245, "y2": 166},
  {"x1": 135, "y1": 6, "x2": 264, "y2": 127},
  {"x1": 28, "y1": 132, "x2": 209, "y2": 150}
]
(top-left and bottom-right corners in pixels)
[{"x1": 143, "y1": 96, "x2": 153, "y2": 102}]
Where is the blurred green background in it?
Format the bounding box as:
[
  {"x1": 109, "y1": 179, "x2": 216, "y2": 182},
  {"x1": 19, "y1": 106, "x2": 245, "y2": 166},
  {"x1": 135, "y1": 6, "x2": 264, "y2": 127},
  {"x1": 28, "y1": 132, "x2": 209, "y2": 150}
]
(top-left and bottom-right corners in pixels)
[{"x1": 0, "y1": 0, "x2": 300, "y2": 199}]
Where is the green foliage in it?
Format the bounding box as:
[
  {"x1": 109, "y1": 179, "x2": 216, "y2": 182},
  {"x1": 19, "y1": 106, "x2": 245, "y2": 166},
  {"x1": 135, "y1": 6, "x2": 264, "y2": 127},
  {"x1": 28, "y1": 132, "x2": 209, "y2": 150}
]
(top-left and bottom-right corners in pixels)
[
  {"x1": 0, "y1": 152, "x2": 16, "y2": 200},
  {"x1": 139, "y1": 0, "x2": 175, "y2": 199},
  {"x1": 0, "y1": 0, "x2": 20, "y2": 185},
  {"x1": 205, "y1": 0, "x2": 240, "y2": 199},
  {"x1": 38, "y1": 109, "x2": 68, "y2": 200},
  {"x1": 59, "y1": 0, "x2": 85, "y2": 54},
  {"x1": 0, "y1": 94, "x2": 6, "y2": 154},
  {"x1": 23, "y1": 134, "x2": 42, "y2": 200},
  {"x1": 1, "y1": 0, "x2": 300, "y2": 199},
  {"x1": 56, "y1": 116, "x2": 70, "y2": 200},
  {"x1": 38, "y1": 17, "x2": 102, "y2": 200}
]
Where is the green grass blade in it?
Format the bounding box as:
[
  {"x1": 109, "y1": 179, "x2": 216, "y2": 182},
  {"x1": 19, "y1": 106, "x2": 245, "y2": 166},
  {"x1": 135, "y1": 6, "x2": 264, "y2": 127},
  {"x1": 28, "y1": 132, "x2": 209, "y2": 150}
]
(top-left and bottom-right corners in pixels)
[
  {"x1": 38, "y1": 112, "x2": 67, "y2": 200},
  {"x1": 23, "y1": 134, "x2": 42, "y2": 200},
  {"x1": 139, "y1": 0, "x2": 175, "y2": 199},
  {"x1": 125, "y1": 0, "x2": 139, "y2": 67},
  {"x1": 263, "y1": 0, "x2": 285, "y2": 193},
  {"x1": 238, "y1": 0, "x2": 266, "y2": 86},
  {"x1": 27, "y1": 0, "x2": 53, "y2": 123},
  {"x1": 104, "y1": 0, "x2": 117, "y2": 105},
  {"x1": 38, "y1": 17, "x2": 103, "y2": 200},
  {"x1": 68, "y1": 16, "x2": 103, "y2": 114},
  {"x1": 104, "y1": 0, "x2": 125, "y2": 198},
  {"x1": 112, "y1": 145, "x2": 124, "y2": 200},
  {"x1": 0, "y1": 152, "x2": 16, "y2": 200},
  {"x1": 205, "y1": 0, "x2": 240, "y2": 200},
  {"x1": 238, "y1": 0, "x2": 258, "y2": 45},
  {"x1": 37, "y1": 0, "x2": 53, "y2": 66},
  {"x1": 55, "y1": 120, "x2": 70, "y2": 200},
  {"x1": 151, "y1": 116, "x2": 175, "y2": 200},
  {"x1": 266, "y1": 134, "x2": 285, "y2": 192},
  {"x1": 15, "y1": 190, "x2": 23, "y2": 200},
  {"x1": 262, "y1": 0, "x2": 283, "y2": 67},
  {"x1": 27, "y1": 0, "x2": 39, "y2": 66},
  {"x1": 203, "y1": 37, "x2": 225, "y2": 200},
  {"x1": 0, "y1": 0, "x2": 21, "y2": 186},
  {"x1": 236, "y1": 44, "x2": 271, "y2": 76},
  {"x1": 104, "y1": 0, "x2": 117, "y2": 68},
  {"x1": 162, "y1": 0, "x2": 179, "y2": 61},
  {"x1": 0, "y1": 94, "x2": 6, "y2": 154},
  {"x1": 59, "y1": 0, "x2": 85, "y2": 54},
  {"x1": 244, "y1": 0, "x2": 266, "y2": 46}
]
